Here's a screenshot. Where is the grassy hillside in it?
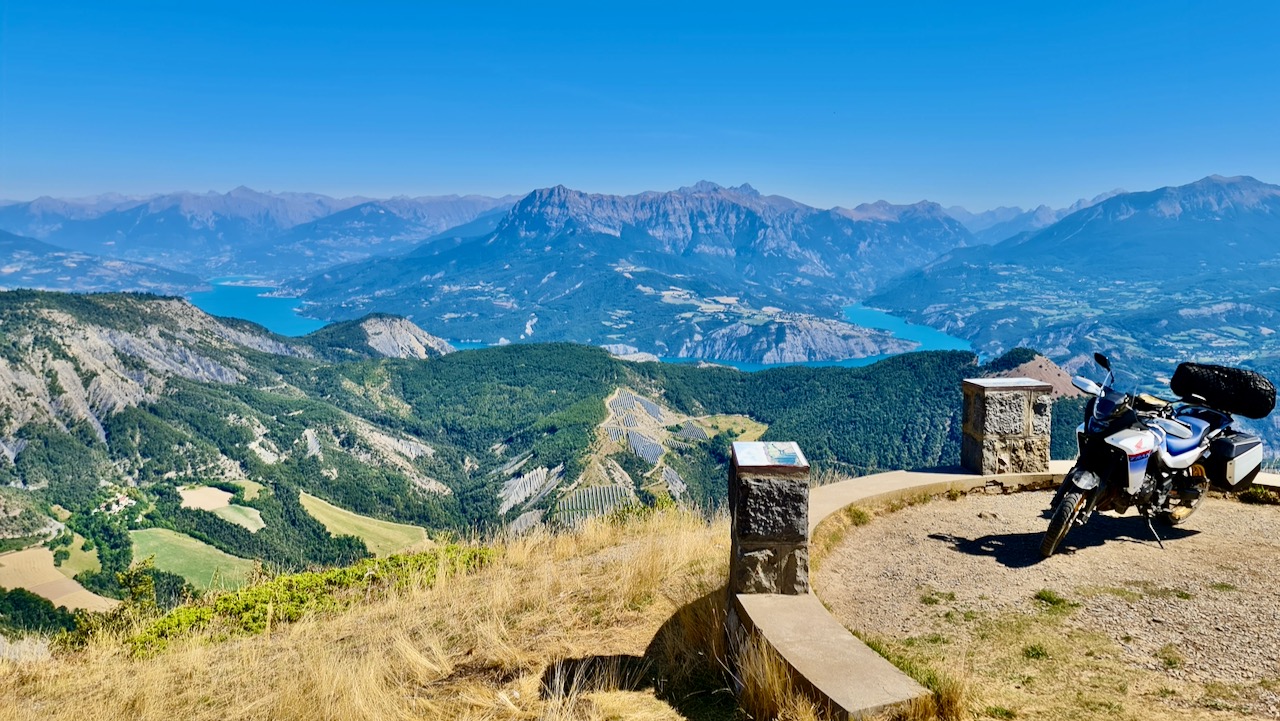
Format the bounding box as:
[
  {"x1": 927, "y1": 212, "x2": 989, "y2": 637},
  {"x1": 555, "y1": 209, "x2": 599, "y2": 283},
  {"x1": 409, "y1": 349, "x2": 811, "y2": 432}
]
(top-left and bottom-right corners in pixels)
[
  {"x1": 0, "y1": 291, "x2": 1047, "y2": 595},
  {"x1": 0, "y1": 510, "x2": 745, "y2": 721}
]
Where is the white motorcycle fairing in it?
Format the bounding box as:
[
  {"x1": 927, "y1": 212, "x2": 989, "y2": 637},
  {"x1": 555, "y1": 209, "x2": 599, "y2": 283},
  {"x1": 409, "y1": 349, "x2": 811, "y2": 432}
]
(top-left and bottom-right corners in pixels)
[{"x1": 1104, "y1": 427, "x2": 1157, "y2": 494}]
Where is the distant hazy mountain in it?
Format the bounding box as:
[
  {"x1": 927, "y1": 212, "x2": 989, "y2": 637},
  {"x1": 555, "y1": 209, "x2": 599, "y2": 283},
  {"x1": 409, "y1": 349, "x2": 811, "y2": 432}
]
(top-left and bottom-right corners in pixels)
[
  {"x1": 0, "y1": 188, "x2": 517, "y2": 277},
  {"x1": 0, "y1": 230, "x2": 205, "y2": 294},
  {"x1": 261, "y1": 196, "x2": 517, "y2": 270},
  {"x1": 871, "y1": 175, "x2": 1280, "y2": 423},
  {"x1": 291, "y1": 181, "x2": 974, "y2": 362},
  {"x1": 947, "y1": 189, "x2": 1125, "y2": 244}
]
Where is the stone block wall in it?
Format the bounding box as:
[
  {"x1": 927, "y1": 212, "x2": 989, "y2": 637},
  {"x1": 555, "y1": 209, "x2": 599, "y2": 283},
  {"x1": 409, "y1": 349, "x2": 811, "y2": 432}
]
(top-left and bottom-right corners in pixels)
[
  {"x1": 961, "y1": 378, "x2": 1053, "y2": 475},
  {"x1": 729, "y1": 442, "x2": 810, "y2": 595}
]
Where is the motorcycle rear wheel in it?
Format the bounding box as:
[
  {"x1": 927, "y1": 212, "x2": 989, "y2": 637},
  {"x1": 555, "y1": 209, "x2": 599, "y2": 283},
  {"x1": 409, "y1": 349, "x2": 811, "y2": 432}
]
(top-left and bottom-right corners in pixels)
[
  {"x1": 1159, "y1": 477, "x2": 1211, "y2": 525},
  {"x1": 1041, "y1": 489, "x2": 1087, "y2": 558}
]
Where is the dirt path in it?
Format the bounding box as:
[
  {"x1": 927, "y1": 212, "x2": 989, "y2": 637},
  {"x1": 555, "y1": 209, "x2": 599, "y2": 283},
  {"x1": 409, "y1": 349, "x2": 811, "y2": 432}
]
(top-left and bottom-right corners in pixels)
[{"x1": 815, "y1": 490, "x2": 1280, "y2": 717}]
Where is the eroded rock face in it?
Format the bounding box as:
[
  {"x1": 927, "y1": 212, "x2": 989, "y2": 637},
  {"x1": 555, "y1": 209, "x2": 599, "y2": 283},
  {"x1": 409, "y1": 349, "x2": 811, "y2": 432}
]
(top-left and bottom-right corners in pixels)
[
  {"x1": 0, "y1": 298, "x2": 313, "y2": 469},
  {"x1": 360, "y1": 316, "x2": 454, "y2": 359},
  {"x1": 675, "y1": 317, "x2": 915, "y2": 364}
]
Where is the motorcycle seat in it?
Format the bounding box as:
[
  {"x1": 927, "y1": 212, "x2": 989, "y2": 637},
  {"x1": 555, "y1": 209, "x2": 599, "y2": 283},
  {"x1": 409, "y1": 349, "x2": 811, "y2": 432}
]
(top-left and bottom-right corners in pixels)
[
  {"x1": 1135, "y1": 393, "x2": 1173, "y2": 410},
  {"x1": 1160, "y1": 416, "x2": 1211, "y2": 455}
]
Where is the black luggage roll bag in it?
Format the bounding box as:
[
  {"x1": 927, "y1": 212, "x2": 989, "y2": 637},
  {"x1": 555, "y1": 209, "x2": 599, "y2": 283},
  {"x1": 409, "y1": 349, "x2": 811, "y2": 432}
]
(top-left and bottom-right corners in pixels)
[{"x1": 1170, "y1": 362, "x2": 1277, "y2": 419}]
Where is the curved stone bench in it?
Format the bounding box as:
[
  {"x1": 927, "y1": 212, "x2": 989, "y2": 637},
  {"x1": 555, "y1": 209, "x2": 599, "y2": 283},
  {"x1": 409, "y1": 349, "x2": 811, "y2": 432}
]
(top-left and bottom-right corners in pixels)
[{"x1": 733, "y1": 460, "x2": 1074, "y2": 719}]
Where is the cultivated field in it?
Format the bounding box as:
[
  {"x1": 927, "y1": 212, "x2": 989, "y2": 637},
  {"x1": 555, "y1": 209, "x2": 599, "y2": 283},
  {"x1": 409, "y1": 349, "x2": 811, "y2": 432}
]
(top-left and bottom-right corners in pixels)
[
  {"x1": 130, "y1": 529, "x2": 255, "y2": 591},
  {"x1": 298, "y1": 492, "x2": 430, "y2": 557},
  {"x1": 179, "y1": 486, "x2": 265, "y2": 532},
  {"x1": 0, "y1": 547, "x2": 116, "y2": 612},
  {"x1": 178, "y1": 486, "x2": 234, "y2": 510}
]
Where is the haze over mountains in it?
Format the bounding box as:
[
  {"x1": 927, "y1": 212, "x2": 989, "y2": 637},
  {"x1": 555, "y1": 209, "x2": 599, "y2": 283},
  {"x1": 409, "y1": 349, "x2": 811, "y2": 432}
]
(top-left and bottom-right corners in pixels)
[
  {"x1": 945, "y1": 189, "x2": 1126, "y2": 244},
  {"x1": 0, "y1": 187, "x2": 519, "y2": 277}
]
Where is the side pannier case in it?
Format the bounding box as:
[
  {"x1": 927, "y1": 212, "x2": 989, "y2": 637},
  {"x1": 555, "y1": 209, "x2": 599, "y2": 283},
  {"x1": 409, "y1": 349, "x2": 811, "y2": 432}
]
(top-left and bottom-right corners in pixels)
[{"x1": 1205, "y1": 430, "x2": 1264, "y2": 491}]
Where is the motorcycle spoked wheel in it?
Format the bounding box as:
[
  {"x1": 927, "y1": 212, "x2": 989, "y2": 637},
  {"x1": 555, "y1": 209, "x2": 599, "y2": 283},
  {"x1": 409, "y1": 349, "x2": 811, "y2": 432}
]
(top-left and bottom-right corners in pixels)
[
  {"x1": 1158, "y1": 477, "x2": 1211, "y2": 526},
  {"x1": 1040, "y1": 489, "x2": 1089, "y2": 558}
]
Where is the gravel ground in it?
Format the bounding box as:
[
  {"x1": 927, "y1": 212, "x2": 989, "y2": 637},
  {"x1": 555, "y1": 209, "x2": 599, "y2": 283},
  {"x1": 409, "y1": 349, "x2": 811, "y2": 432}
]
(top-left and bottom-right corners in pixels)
[{"x1": 815, "y1": 490, "x2": 1280, "y2": 710}]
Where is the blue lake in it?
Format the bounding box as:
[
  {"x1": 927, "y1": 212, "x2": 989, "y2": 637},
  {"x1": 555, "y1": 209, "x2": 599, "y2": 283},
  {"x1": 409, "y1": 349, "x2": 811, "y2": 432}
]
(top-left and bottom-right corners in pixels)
[
  {"x1": 186, "y1": 285, "x2": 973, "y2": 370},
  {"x1": 187, "y1": 278, "x2": 327, "y2": 337}
]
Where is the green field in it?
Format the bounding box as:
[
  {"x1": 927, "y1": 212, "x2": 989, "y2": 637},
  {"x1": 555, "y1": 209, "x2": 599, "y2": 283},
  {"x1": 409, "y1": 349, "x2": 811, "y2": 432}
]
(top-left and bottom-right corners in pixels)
[
  {"x1": 130, "y1": 529, "x2": 256, "y2": 591},
  {"x1": 698, "y1": 414, "x2": 768, "y2": 441},
  {"x1": 55, "y1": 532, "x2": 102, "y2": 579},
  {"x1": 232, "y1": 479, "x2": 266, "y2": 500},
  {"x1": 298, "y1": 492, "x2": 430, "y2": 557},
  {"x1": 212, "y1": 505, "x2": 266, "y2": 532}
]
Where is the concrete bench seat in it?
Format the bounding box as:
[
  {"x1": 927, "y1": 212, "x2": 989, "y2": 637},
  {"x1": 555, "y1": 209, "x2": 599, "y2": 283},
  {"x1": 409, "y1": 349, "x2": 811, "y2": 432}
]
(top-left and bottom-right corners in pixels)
[{"x1": 734, "y1": 592, "x2": 927, "y2": 718}]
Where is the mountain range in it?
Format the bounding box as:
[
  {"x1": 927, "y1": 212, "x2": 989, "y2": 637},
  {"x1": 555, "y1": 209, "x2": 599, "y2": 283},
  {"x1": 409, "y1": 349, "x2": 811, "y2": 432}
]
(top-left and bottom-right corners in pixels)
[
  {"x1": 0, "y1": 230, "x2": 205, "y2": 295},
  {"x1": 869, "y1": 174, "x2": 1280, "y2": 439},
  {"x1": 4, "y1": 176, "x2": 1280, "y2": 377},
  {"x1": 290, "y1": 181, "x2": 975, "y2": 362},
  {"x1": 944, "y1": 189, "x2": 1126, "y2": 243},
  {"x1": 0, "y1": 188, "x2": 518, "y2": 277}
]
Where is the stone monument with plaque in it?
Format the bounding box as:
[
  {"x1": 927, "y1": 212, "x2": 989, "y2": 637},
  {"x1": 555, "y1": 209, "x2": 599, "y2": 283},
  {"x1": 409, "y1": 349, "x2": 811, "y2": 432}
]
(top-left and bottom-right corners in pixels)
[
  {"x1": 961, "y1": 377, "x2": 1053, "y2": 475},
  {"x1": 728, "y1": 441, "x2": 811, "y2": 595}
]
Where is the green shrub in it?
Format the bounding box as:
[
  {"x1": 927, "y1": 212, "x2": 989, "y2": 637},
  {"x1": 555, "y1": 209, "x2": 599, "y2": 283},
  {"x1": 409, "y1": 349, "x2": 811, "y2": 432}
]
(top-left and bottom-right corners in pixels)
[
  {"x1": 1033, "y1": 589, "x2": 1074, "y2": 610},
  {"x1": 1239, "y1": 486, "x2": 1280, "y2": 505},
  {"x1": 1022, "y1": 644, "x2": 1049, "y2": 660},
  {"x1": 127, "y1": 544, "x2": 492, "y2": 656}
]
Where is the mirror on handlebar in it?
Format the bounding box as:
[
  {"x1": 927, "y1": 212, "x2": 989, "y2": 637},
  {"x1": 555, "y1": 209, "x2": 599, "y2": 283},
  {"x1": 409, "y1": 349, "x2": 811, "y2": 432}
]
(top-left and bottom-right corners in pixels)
[
  {"x1": 1072, "y1": 375, "x2": 1101, "y2": 396},
  {"x1": 1094, "y1": 352, "x2": 1111, "y2": 371}
]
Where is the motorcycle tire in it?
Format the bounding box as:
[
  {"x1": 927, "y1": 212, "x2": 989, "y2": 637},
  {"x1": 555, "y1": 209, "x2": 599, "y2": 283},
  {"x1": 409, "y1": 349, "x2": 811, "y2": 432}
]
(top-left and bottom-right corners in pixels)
[
  {"x1": 1170, "y1": 362, "x2": 1276, "y2": 419},
  {"x1": 1158, "y1": 477, "x2": 1210, "y2": 526},
  {"x1": 1040, "y1": 489, "x2": 1087, "y2": 558}
]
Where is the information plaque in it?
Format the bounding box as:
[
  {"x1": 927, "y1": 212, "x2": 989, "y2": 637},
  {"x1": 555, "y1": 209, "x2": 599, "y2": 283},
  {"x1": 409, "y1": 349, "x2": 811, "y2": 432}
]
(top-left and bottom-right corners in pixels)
[{"x1": 731, "y1": 441, "x2": 809, "y2": 471}]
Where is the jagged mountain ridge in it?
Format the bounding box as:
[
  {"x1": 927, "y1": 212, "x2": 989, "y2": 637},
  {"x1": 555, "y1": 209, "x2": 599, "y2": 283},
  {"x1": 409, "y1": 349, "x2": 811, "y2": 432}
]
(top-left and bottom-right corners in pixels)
[{"x1": 292, "y1": 181, "x2": 974, "y2": 361}]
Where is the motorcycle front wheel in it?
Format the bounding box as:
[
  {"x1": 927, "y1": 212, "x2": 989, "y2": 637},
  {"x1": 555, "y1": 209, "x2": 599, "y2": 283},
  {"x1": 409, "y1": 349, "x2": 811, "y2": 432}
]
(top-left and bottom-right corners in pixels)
[{"x1": 1040, "y1": 489, "x2": 1088, "y2": 558}]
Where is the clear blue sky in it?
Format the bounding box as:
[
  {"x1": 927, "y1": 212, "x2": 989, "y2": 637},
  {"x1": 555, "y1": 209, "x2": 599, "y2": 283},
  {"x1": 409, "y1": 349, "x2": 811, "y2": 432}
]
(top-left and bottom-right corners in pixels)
[{"x1": 2, "y1": 1, "x2": 1277, "y2": 210}]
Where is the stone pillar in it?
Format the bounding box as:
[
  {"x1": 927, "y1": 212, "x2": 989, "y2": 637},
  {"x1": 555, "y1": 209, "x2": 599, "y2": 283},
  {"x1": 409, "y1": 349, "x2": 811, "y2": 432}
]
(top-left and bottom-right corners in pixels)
[
  {"x1": 729, "y1": 441, "x2": 810, "y2": 595},
  {"x1": 961, "y1": 377, "x2": 1053, "y2": 475}
]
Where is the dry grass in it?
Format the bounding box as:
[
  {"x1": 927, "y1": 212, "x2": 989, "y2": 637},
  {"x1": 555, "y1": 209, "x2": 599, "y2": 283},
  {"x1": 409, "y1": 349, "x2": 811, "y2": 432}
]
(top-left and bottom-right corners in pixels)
[
  {"x1": 735, "y1": 632, "x2": 827, "y2": 721},
  {"x1": 0, "y1": 508, "x2": 736, "y2": 721}
]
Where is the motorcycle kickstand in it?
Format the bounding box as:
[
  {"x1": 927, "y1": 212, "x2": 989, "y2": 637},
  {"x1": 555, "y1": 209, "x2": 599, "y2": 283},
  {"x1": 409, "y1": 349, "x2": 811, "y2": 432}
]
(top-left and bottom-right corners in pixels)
[{"x1": 1142, "y1": 510, "x2": 1165, "y2": 550}]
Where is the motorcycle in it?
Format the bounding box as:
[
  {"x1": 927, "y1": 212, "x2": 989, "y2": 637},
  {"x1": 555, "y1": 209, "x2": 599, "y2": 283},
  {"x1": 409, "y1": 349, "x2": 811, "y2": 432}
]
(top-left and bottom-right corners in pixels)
[{"x1": 1040, "y1": 353, "x2": 1274, "y2": 558}]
